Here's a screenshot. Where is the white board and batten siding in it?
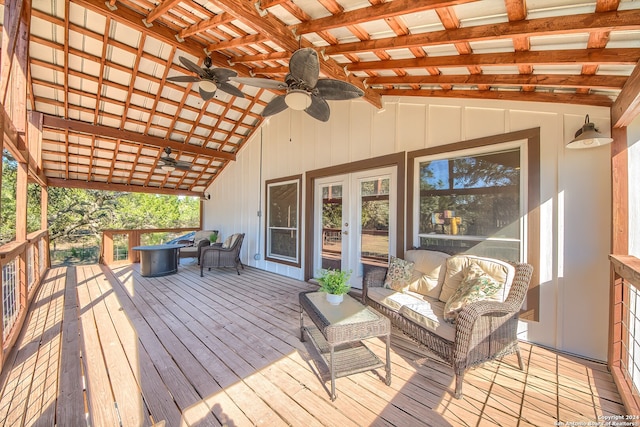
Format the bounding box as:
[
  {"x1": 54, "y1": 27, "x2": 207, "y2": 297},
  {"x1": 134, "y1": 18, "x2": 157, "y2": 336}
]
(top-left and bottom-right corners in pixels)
[{"x1": 204, "y1": 95, "x2": 630, "y2": 362}]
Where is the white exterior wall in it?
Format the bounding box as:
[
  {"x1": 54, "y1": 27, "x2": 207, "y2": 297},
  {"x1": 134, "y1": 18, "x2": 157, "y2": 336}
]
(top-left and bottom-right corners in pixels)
[{"x1": 203, "y1": 96, "x2": 613, "y2": 361}]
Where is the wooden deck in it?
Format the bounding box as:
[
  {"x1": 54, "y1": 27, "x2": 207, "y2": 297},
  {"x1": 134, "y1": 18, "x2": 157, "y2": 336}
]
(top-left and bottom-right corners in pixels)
[{"x1": 0, "y1": 263, "x2": 626, "y2": 426}]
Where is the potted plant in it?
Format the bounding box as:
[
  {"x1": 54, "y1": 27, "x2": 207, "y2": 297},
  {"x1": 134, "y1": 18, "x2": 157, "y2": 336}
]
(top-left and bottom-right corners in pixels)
[
  {"x1": 317, "y1": 268, "x2": 351, "y2": 305},
  {"x1": 209, "y1": 231, "x2": 218, "y2": 244}
]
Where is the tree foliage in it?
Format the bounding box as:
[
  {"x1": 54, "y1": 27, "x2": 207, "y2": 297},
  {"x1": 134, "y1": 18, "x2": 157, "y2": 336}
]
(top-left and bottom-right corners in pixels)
[{"x1": 1, "y1": 152, "x2": 200, "y2": 245}]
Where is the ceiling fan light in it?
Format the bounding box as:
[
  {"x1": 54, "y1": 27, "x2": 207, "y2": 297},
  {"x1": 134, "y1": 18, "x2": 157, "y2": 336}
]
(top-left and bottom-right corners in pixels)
[
  {"x1": 285, "y1": 90, "x2": 311, "y2": 111},
  {"x1": 567, "y1": 115, "x2": 613, "y2": 149},
  {"x1": 161, "y1": 164, "x2": 175, "y2": 172},
  {"x1": 199, "y1": 80, "x2": 218, "y2": 93}
]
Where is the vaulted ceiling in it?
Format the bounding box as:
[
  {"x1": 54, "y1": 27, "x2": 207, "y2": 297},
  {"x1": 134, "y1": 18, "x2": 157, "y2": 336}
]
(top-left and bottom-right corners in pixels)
[{"x1": 5, "y1": 0, "x2": 640, "y2": 195}]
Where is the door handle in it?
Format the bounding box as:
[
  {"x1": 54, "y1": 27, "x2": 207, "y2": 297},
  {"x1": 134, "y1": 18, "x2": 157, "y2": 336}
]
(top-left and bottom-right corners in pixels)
[{"x1": 342, "y1": 230, "x2": 348, "y2": 235}]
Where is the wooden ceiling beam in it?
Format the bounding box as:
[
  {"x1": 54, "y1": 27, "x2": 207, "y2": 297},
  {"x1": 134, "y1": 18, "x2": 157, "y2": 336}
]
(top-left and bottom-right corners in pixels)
[
  {"x1": 378, "y1": 89, "x2": 613, "y2": 107},
  {"x1": 41, "y1": 115, "x2": 237, "y2": 161},
  {"x1": 323, "y1": 9, "x2": 640, "y2": 56},
  {"x1": 47, "y1": 177, "x2": 200, "y2": 196},
  {"x1": 258, "y1": 0, "x2": 288, "y2": 8},
  {"x1": 207, "y1": 0, "x2": 298, "y2": 51},
  {"x1": 0, "y1": 0, "x2": 24, "y2": 105},
  {"x1": 612, "y1": 59, "x2": 640, "y2": 128},
  {"x1": 365, "y1": 74, "x2": 628, "y2": 90},
  {"x1": 179, "y1": 12, "x2": 234, "y2": 39},
  {"x1": 72, "y1": 0, "x2": 253, "y2": 77},
  {"x1": 207, "y1": 0, "x2": 382, "y2": 108},
  {"x1": 209, "y1": 34, "x2": 267, "y2": 52},
  {"x1": 145, "y1": 0, "x2": 183, "y2": 25},
  {"x1": 291, "y1": 0, "x2": 477, "y2": 35},
  {"x1": 347, "y1": 48, "x2": 640, "y2": 72}
]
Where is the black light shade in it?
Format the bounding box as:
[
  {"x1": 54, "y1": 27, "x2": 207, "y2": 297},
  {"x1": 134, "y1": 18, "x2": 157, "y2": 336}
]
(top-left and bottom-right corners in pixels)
[{"x1": 567, "y1": 115, "x2": 613, "y2": 149}]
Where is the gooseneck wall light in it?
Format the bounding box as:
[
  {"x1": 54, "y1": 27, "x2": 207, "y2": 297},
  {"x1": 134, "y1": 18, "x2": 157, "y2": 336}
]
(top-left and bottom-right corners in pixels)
[{"x1": 567, "y1": 115, "x2": 613, "y2": 149}]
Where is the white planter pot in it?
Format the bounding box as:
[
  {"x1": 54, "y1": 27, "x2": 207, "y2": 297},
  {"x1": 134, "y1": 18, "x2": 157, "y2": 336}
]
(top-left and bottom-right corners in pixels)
[{"x1": 326, "y1": 293, "x2": 343, "y2": 305}]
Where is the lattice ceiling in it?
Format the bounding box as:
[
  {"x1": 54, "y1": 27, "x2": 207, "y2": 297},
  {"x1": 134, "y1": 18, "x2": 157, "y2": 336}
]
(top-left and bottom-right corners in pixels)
[{"x1": 6, "y1": 0, "x2": 640, "y2": 195}]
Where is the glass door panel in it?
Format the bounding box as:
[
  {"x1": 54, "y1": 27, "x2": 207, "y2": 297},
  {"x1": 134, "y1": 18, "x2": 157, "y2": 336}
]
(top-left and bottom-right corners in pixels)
[
  {"x1": 314, "y1": 169, "x2": 396, "y2": 290},
  {"x1": 359, "y1": 177, "x2": 390, "y2": 272},
  {"x1": 321, "y1": 183, "x2": 343, "y2": 270}
]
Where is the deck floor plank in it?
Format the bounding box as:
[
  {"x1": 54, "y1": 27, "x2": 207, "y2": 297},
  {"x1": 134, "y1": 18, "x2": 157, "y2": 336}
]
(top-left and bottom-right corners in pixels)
[
  {"x1": 55, "y1": 267, "x2": 86, "y2": 426},
  {"x1": 104, "y1": 267, "x2": 223, "y2": 426},
  {"x1": 0, "y1": 267, "x2": 63, "y2": 426},
  {"x1": 83, "y1": 264, "x2": 153, "y2": 427},
  {"x1": 75, "y1": 265, "x2": 123, "y2": 426},
  {"x1": 24, "y1": 267, "x2": 66, "y2": 427},
  {"x1": 0, "y1": 262, "x2": 627, "y2": 426}
]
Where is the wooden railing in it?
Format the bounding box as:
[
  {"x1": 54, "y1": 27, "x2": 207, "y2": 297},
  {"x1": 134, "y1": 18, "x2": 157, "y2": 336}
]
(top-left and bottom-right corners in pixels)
[
  {"x1": 609, "y1": 255, "x2": 640, "y2": 415},
  {"x1": 100, "y1": 227, "x2": 199, "y2": 265},
  {"x1": 0, "y1": 230, "x2": 50, "y2": 370}
]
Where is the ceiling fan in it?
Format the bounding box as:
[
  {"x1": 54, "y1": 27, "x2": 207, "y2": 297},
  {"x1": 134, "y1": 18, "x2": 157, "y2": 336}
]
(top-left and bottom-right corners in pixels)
[
  {"x1": 231, "y1": 48, "x2": 364, "y2": 122},
  {"x1": 167, "y1": 56, "x2": 244, "y2": 100},
  {"x1": 158, "y1": 147, "x2": 191, "y2": 172}
]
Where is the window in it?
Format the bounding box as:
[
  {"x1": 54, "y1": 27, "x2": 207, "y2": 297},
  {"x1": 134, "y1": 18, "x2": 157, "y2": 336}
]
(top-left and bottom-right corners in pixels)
[
  {"x1": 266, "y1": 175, "x2": 302, "y2": 266},
  {"x1": 408, "y1": 128, "x2": 540, "y2": 321},
  {"x1": 416, "y1": 147, "x2": 522, "y2": 261}
]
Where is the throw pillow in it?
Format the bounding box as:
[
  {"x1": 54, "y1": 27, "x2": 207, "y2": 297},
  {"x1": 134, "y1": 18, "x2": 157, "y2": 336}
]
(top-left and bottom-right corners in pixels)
[
  {"x1": 222, "y1": 234, "x2": 234, "y2": 248},
  {"x1": 383, "y1": 256, "x2": 415, "y2": 292},
  {"x1": 443, "y1": 262, "x2": 503, "y2": 323}
]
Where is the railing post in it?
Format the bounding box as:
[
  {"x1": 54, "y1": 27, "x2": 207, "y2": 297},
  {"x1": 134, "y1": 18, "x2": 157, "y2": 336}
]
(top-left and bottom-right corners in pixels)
[
  {"x1": 609, "y1": 267, "x2": 622, "y2": 370},
  {"x1": 102, "y1": 231, "x2": 114, "y2": 265},
  {"x1": 129, "y1": 230, "x2": 141, "y2": 264}
]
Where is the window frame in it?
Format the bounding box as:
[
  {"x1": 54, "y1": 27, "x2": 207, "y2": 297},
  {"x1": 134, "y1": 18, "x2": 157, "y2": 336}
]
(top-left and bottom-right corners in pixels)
[
  {"x1": 413, "y1": 141, "x2": 526, "y2": 261},
  {"x1": 265, "y1": 175, "x2": 302, "y2": 267},
  {"x1": 407, "y1": 128, "x2": 540, "y2": 321}
]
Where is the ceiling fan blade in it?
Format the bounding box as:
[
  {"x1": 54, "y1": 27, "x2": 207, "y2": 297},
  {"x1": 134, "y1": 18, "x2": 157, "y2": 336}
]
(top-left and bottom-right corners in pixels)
[
  {"x1": 199, "y1": 87, "x2": 216, "y2": 100},
  {"x1": 209, "y1": 68, "x2": 237, "y2": 82},
  {"x1": 289, "y1": 48, "x2": 319, "y2": 88},
  {"x1": 262, "y1": 95, "x2": 288, "y2": 117},
  {"x1": 231, "y1": 77, "x2": 287, "y2": 90},
  {"x1": 315, "y1": 79, "x2": 365, "y2": 100},
  {"x1": 178, "y1": 56, "x2": 207, "y2": 78},
  {"x1": 175, "y1": 163, "x2": 191, "y2": 171},
  {"x1": 217, "y1": 81, "x2": 245, "y2": 98},
  {"x1": 167, "y1": 75, "x2": 202, "y2": 83},
  {"x1": 305, "y1": 94, "x2": 330, "y2": 122}
]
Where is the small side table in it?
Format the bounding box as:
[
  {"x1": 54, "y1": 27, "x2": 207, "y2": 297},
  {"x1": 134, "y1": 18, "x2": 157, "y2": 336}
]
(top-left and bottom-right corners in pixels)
[{"x1": 299, "y1": 291, "x2": 391, "y2": 401}]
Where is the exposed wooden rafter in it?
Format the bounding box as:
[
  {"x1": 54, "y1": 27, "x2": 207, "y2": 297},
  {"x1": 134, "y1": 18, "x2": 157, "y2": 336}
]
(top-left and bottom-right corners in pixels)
[
  {"x1": 42, "y1": 115, "x2": 237, "y2": 161},
  {"x1": 6, "y1": 0, "x2": 638, "y2": 194}
]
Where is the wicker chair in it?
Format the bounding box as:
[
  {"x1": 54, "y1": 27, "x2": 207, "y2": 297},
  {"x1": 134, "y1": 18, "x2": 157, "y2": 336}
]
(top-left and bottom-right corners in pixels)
[
  {"x1": 362, "y1": 261, "x2": 533, "y2": 399},
  {"x1": 200, "y1": 233, "x2": 245, "y2": 276},
  {"x1": 178, "y1": 230, "x2": 218, "y2": 265}
]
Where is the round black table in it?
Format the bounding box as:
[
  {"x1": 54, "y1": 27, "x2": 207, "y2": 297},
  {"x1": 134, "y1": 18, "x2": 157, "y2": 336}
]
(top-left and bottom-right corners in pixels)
[{"x1": 133, "y1": 244, "x2": 184, "y2": 277}]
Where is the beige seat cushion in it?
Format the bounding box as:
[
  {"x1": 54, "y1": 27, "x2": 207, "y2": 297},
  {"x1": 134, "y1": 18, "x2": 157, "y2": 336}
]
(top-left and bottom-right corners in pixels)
[
  {"x1": 399, "y1": 299, "x2": 455, "y2": 342},
  {"x1": 367, "y1": 287, "x2": 424, "y2": 312},
  {"x1": 368, "y1": 287, "x2": 455, "y2": 341},
  {"x1": 404, "y1": 250, "x2": 450, "y2": 298},
  {"x1": 439, "y1": 255, "x2": 515, "y2": 303}
]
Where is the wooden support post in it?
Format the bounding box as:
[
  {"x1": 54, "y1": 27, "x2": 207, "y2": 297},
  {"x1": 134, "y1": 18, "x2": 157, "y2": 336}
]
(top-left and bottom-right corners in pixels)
[
  {"x1": 128, "y1": 230, "x2": 141, "y2": 263},
  {"x1": 611, "y1": 126, "x2": 628, "y2": 255},
  {"x1": 101, "y1": 232, "x2": 113, "y2": 265}
]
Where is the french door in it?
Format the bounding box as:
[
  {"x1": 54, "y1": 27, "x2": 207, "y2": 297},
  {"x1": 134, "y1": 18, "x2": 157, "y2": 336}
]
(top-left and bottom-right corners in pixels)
[{"x1": 313, "y1": 167, "x2": 397, "y2": 289}]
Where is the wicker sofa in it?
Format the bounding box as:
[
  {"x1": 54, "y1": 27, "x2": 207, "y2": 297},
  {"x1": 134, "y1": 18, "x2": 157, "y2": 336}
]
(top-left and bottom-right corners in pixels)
[{"x1": 362, "y1": 249, "x2": 533, "y2": 399}]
